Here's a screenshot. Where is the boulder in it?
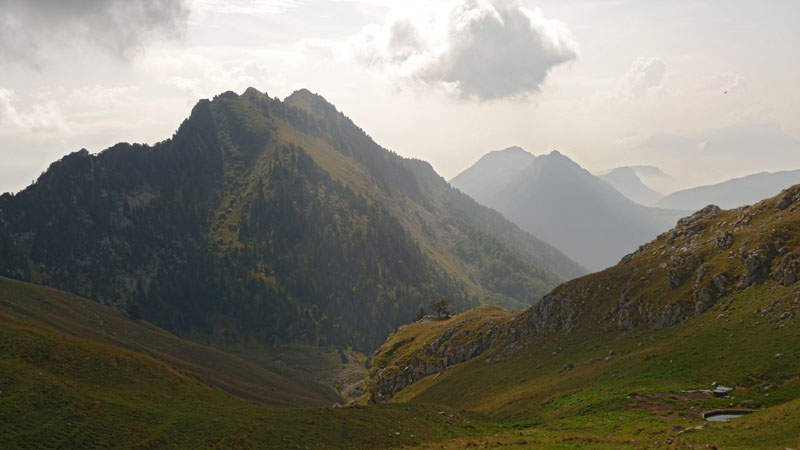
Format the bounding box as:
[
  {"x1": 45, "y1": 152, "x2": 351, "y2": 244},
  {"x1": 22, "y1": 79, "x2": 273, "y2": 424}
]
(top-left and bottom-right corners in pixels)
[
  {"x1": 777, "y1": 186, "x2": 800, "y2": 210},
  {"x1": 774, "y1": 252, "x2": 800, "y2": 286},
  {"x1": 677, "y1": 205, "x2": 721, "y2": 228}
]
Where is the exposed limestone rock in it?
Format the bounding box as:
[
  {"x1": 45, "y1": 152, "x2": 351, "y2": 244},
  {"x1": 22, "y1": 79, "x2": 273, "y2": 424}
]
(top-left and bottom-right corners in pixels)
[
  {"x1": 777, "y1": 186, "x2": 800, "y2": 210},
  {"x1": 368, "y1": 305, "x2": 508, "y2": 403},
  {"x1": 741, "y1": 244, "x2": 779, "y2": 288},
  {"x1": 774, "y1": 252, "x2": 800, "y2": 286},
  {"x1": 677, "y1": 205, "x2": 721, "y2": 228},
  {"x1": 715, "y1": 230, "x2": 734, "y2": 250},
  {"x1": 521, "y1": 293, "x2": 577, "y2": 336},
  {"x1": 712, "y1": 274, "x2": 728, "y2": 296},
  {"x1": 668, "y1": 268, "x2": 685, "y2": 289}
]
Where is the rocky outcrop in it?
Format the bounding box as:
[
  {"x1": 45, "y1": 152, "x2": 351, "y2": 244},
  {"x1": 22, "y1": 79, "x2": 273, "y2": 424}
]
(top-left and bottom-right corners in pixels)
[
  {"x1": 714, "y1": 230, "x2": 735, "y2": 250},
  {"x1": 775, "y1": 252, "x2": 800, "y2": 286},
  {"x1": 610, "y1": 291, "x2": 690, "y2": 331},
  {"x1": 516, "y1": 293, "x2": 578, "y2": 336},
  {"x1": 777, "y1": 186, "x2": 800, "y2": 210},
  {"x1": 367, "y1": 306, "x2": 508, "y2": 403},
  {"x1": 741, "y1": 243, "x2": 780, "y2": 288},
  {"x1": 677, "y1": 204, "x2": 721, "y2": 228},
  {"x1": 368, "y1": 187, "x2": 800, "y2": 403}
]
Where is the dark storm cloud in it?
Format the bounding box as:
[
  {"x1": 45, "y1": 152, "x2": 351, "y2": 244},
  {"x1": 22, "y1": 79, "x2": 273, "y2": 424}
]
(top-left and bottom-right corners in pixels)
[{"x1": 0, "y1": 0, "x2": 189, "y2": 67}]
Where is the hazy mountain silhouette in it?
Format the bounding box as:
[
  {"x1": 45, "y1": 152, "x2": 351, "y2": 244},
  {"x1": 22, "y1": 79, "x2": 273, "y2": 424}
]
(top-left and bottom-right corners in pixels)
[
  {"x1": 451, "y1": 149, "x2": 685, "y2": 271},
  {"x1": 598, "y1": 166, "x2": 663, "y2": 205},
  {"x1": 656, "y1": 169, "x2": 800, "y2": 211}
]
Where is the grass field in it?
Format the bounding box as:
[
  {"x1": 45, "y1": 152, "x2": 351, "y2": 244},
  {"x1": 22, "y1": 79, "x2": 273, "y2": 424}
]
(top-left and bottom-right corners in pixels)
[
  {"x1": 0, "y1": 276, "x2": 495, "y2": 449},
  {"x1": 0, "y1": 276, "x2": 341, "y2": 408}
]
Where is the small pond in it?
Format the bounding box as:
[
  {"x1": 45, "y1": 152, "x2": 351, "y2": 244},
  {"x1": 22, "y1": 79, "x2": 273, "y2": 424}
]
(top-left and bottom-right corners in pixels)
[{"x1": 704, "y1": 410, "x2": 753, "y2": 422}]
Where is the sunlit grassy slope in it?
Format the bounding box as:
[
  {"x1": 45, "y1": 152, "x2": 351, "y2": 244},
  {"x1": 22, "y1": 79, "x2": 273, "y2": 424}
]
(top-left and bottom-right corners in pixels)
[{"x1": 371, "y1": 186, "x2": 800, "y2": 448}]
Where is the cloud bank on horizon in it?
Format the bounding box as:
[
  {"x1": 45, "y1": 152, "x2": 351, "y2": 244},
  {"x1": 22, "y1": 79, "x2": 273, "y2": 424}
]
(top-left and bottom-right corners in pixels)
[{"x1": 347, "y1": 0, "x2": 578, "y2": 101}]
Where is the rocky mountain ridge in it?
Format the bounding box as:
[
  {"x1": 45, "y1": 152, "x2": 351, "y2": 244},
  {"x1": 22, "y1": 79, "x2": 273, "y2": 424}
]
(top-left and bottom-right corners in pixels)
[{"x1": 368, "y1": 184, "x2": 800, "y2": 402}]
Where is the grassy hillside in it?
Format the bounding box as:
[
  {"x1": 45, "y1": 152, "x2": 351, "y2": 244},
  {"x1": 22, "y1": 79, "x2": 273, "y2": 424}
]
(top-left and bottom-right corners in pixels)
[
  {"x1": 368, "y1": 186, "x2": 800, "y2": 448},
  {"x1": 0, "y1": 275, "x2": 340, "y2": 407},
  {"x1": 0, "y1": 300, "x2": 493, "y2": 449}
]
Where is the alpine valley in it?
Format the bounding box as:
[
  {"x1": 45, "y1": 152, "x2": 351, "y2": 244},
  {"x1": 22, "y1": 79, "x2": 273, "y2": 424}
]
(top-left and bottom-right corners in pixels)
[{"x1": 2, "y1": 88, "x2": 800, "y2": 450}]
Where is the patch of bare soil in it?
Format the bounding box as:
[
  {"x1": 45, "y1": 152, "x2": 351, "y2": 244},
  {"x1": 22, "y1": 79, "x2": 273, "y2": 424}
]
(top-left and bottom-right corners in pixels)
[{"x1": 627, "y1": 391, "x2": 711, "y2": 419}]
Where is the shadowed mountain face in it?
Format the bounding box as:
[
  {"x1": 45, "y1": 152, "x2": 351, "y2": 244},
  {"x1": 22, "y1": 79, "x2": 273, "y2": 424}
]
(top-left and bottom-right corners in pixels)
[
  {"x1": 598, "y1": 166, "x2": 663, "y2": 206},
  {"x1": 656, "y1": 169, "x2": 800, "y2": 211},
  {"x1": 451, "y1": 149, "x2": 685, "y2": 271},
  {"x1": 0, "y1": 88, "x2": 582, "y2": 352}
]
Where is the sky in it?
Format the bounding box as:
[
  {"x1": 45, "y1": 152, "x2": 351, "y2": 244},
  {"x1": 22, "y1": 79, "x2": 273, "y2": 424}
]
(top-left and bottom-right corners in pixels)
[{"x1": 1, "y1": 0, "x2": 799, "y2": 194}]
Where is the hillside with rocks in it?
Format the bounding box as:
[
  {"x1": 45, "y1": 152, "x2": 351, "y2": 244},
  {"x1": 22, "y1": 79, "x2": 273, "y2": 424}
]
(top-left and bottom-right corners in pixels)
[{"x1": 369, "y1": 185, "x2": 800, "y2": 412}]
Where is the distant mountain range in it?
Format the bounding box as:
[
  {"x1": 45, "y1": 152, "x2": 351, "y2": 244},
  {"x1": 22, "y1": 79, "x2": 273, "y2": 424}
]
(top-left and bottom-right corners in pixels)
[
  {"x1": 0, "y1": 88, "x2": 583, "y2": 354},
  {"x1": 635, "y1": 123, "x2": 800, "y2": 188},
  {"x1": 451, "y1": 148, "x2": 685, "y2": 271},
  {"x1": 597, "y1": 166, "x2": 663, "y2": 206},
  {"x1": 448, "y1": 146, "x2": 536, "y2": 205},
  {"x1": 655, "y1": 169, "x2": 800, "y2": 211}
]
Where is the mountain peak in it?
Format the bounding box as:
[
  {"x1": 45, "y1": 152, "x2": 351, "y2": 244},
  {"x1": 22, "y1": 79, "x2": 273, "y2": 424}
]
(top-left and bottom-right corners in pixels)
[
  {"x1": 598, "y1": 166, "x2": 664, "y2": 206},
  {"x1": 494, "y1": 146, "x2": 531, "y2": 155},
  {"x1": 285, "y1": 88, "x2": 327, "y2": 107},
  {"x1": 450, "y1": 147, "x2": 537, "y2": 203},
  {"x1": 242, "y1": 86, "x2": 269, "y2": 99},
  {"x1": 284, "y1": 88, "x2": 341, "y2": 121},
  {"x1": 531, "y1": 149, "x2": 581, "y2": 173},
  {"x1": 475, "y1": 146, "x2": 535, "y2": 165},
  {"x1": 605, "y1": 166, "x2": 638, "y2": 179}
]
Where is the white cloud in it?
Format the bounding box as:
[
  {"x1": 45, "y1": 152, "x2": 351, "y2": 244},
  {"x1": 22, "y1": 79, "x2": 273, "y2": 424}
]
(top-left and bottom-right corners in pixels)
[
  {"x1": 191, "y1": 0, "x2": 300, "y2": 15},
  {"x1": 346, "y1": 0, "x2": 578, "y2": 101},
  {"x1": 622, "y1": 57, "x2": 666, "y2": 97},
  {"x1": 714, "y1": 72, "x2": 748, "y2": 95},
  {"x1": 159, "y1": 56, "x2": 272, "y2": 101},
  {"x1": 0, "y1": 88, "x2": 69, "y2": 135},
  {"x1": 0, "y1": 0, "x2": 189, "y2": 68}
]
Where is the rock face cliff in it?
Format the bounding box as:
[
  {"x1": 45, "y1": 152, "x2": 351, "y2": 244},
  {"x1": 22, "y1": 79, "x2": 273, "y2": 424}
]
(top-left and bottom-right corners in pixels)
[
  {"x1": 368, "y1": 185, "x2": 800, "y2": 402},
  {"x1": 367, "y1": 305, "x2": 510, "y2": 402}
]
